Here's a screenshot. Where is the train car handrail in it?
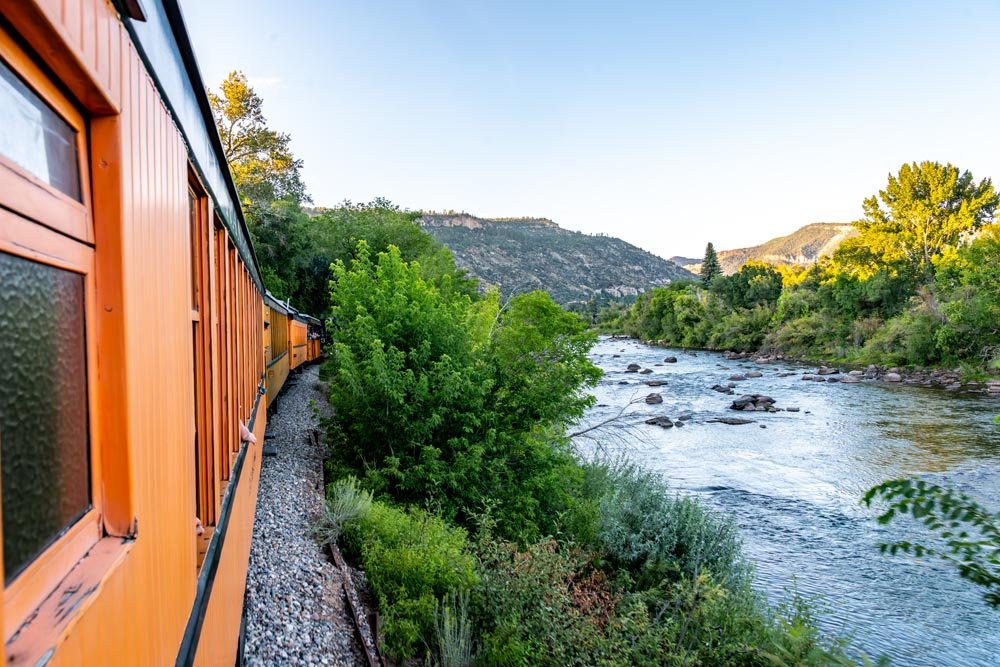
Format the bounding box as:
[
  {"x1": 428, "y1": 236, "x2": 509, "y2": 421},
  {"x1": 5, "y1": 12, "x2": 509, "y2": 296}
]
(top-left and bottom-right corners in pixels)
[{"x1": 266, "y1": 350, "x2": 288, "y2": 369}]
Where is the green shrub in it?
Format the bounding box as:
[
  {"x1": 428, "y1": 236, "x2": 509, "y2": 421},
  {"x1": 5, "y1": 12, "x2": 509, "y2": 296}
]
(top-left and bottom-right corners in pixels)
[
  {"x1": 312, "y1": 476, "x2": 372, "y2": 546},
  {"x1": 860, "y1": 307, "x2": 942, "y2": 366},
  {"x1": 325, "y1": 243, "x2": 601, "y2": 544},
  {"x1": 343, "y1": 502, "x2": 477, "y2": 660},
  {"x1": 472, "y1": 538, "x2": 620, "y2": 667},
  {"x1": 597, "y1": 464, "x2": 751, "y2": 590},
  {"x1": 435, "y1": 591, "x2": 475, "y2": 667}
]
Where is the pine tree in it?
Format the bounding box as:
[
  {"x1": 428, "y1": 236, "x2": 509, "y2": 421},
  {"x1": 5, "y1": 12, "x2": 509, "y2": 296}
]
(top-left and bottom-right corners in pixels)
[{"x1": 701, "y1": 242, "x2": 722, "y2": 285}]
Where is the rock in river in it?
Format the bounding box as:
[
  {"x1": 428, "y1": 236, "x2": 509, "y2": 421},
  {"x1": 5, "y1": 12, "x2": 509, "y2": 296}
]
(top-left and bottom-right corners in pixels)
[
  {"x1": 663, "y1": 356, "x2": 678, "y2": 363},
  {"x1": 712, "y1": 384, "x2": 734, "y2": 394},
  {"x1": 645, "y1": 393, "x2": 664, "y2": 404},
  {"x1": 746, "y1": 371, "x2": 763, "y2": 378},
  {"x1": 645, "y1": 416, "x2": 674, "y2": 428},
  {"x1": 730, "y1": 395, "x2": 776, "y2": 412},
  {"x1": 644, "y1": 380, "x2": 668, "y2": 387},
  {"x1": 884, "y1": 372, "x2": 903, "y2": 382},
  {"x1": 729, "y1": 374, "x2": 747, "y2": 381},
  {"x1": 626, "y1": 363, "x2": 641, "y2": 373},
  {"x1": 639, "y1": 368, "x2": 653, "y2": 374},
  {"x1": 708, "y1": 417, "x2": 755, "y2": 425}
]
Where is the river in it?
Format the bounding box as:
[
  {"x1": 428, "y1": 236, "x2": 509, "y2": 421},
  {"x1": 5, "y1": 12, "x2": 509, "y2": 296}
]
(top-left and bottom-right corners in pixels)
[{"x1": 581, "y1": 337, "x2": 1000, "y2": 666}]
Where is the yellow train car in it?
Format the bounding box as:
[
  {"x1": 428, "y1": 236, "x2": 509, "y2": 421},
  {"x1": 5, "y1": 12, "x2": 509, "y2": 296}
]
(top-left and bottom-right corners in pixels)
[
  {"x1": 264, "y1": 293, "x2": 291, "y2": 403},
  {"x1": 290, "y1": 314, "x2": 309, "y2": 371},
  {"x1": 0, "y1": 2, "x2": 319, "y2": 665}
]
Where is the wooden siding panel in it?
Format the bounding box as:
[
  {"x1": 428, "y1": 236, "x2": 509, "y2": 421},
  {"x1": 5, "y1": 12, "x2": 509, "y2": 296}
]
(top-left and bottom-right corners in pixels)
[{"x1": 5, "y1": 3, "x2": 294, "y2": 664}]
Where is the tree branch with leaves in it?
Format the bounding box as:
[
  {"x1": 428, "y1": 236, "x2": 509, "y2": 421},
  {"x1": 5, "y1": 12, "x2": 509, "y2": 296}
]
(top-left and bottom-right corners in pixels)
[{"x1": 863, "y1": 478, "x2": 1000, "y2": 607}]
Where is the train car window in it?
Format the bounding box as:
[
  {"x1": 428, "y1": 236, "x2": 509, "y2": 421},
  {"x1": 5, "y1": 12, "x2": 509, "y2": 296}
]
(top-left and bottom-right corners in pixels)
[
  {"x1": 0, "y1": 59, "x2": 80, "y2": 201},
  {"x1": 189, "y1": 189, "x2": 201, "y2": 313},
  {"x1": 190, "y1": 180, "x2": 215, "y2": 555},
  {"x1": 0, "y1": 251, "x2": 91, "y2": 582}
]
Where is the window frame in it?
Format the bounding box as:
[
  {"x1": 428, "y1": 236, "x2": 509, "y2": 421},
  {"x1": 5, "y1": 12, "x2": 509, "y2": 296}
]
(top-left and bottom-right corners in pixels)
[
  {"x1": 0, "y1": 29, "x2": 93, "y2": 245},
  {"x1": 190, "y1": 174, "x2": 218, "y2": 567},
  {"x1": 0, "y1": 209, "x2": 103, "y2": 637}
]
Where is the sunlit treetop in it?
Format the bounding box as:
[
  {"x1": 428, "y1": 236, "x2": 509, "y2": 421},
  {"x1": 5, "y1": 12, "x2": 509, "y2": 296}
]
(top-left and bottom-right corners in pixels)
[{"x1": 208, "y1": 70, "x2": 309, "y2": 211}]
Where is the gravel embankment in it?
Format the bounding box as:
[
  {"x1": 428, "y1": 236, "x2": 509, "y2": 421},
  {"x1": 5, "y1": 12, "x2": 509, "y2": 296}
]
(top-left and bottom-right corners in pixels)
[{"x1": 244, "y1": 365, "x2": 365, "y2": 666}]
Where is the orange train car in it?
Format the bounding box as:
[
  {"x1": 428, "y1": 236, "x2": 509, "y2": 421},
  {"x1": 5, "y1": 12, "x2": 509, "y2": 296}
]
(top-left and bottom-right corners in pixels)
[
  {"x1": 264, "y1": 292, "x2": 292, "y2": 402},
  {"x1": 0, "y1": 1, "x2": 320, "y2": 665}
]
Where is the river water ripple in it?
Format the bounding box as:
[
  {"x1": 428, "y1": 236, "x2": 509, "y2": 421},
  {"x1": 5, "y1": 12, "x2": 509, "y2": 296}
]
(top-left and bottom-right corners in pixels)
[{"x1": 581, "y1": 337, "x2": 1000, "y2": 666}]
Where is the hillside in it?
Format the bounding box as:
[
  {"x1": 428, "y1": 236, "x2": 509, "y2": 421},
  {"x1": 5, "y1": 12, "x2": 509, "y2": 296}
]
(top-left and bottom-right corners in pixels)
[
  {"x1": 674, "y1": 223, "x2": 858, "y2": 275},
  {"x1": 419, "y1": 214, "x2": 694, "y2": 304}
]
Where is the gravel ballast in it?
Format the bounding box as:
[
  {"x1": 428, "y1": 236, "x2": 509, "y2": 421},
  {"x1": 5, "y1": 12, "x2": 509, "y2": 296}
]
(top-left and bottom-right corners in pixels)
[{"x1": 244, "y1": 365, "x2": 366, "y2": 666}]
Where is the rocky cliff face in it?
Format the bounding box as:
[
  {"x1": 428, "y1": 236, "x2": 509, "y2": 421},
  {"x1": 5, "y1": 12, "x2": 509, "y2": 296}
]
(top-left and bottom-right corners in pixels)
[
  {"x1": 674, "y1": 223, "x2": 858, "y2": 275},
  {"x1": 419, "y1": 214, "x2": 694, "y2": 305}
]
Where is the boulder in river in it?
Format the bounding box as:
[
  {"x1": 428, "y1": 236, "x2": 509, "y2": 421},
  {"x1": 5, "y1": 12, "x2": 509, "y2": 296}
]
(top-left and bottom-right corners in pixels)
[
  {"x1": 712, "y1": 384, "x2": 733, "y2": 394},
  {"x1": 884, "y1": 372, "x2": 903, "y2": 382},
  {"x1": 626, "y1": 363, "x2": 641, "y2": 373},
  {"x1": 840, "y1": 375, "x2": 861, "y2": 383},
  {"x1": 786, "y1": 406, "x2": 800, "y2": 412},
  {"x1": 645, "y1": 393, "x2": 664, "y2": 404},
  {"x1": 817, "y1": 367, "x2": 840, "y2": 375},
  {"x1": 729, "y1": 374, "x2": 747, "y2": 381},
  {"x1": 645, "y1": 416, "x2": 674, "y2": 428},
  {"x1": 640, "y1": 368, "x2": 653, "y2": 374},
  {"x1": 645, "y1": 380, "x2": 668, "y2": 387},
  {"x1": 746, "y1": 371, "x2": 763, "y2": 378},
  {"x1": 731, "y1": 394, "x2": 776, "y2": 412},
  {"x1": 801, "y1": 374, "x2": 815, "y2": 381},
  {"x1": 826, "y1": 377, "x2": 840, "y2": 383},
  {"x1": 708, "y1": 417, "x2": 755, "y2": 425},
  {"x1": 663, "y1": 356, "x2": 678, "y2": 363}
]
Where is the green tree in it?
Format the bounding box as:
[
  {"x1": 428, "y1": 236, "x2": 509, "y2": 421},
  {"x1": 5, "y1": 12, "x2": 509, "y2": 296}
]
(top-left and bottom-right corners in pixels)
[
  {"x1": 837, "y1": 161, "x2": 998, "y2": 283},
  {"x1": 208, "y1": 71, "x2": 308, "y2": 210},
  {"x1": 700, "y1": 242, "x2": 722, "y2": 285},
  {"x1": 325, "y1": 242, "x2": 600, "y2": 542},
  {"x1": 714, "y1": 261, "x2": 783, "y2": 310}
]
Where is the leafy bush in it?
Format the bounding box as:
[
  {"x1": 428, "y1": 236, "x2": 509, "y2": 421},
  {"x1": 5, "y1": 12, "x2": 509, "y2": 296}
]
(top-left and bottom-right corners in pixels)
[
  {"x1": 597, "y1": 464, "x2": 751, "y2": 590},
  {"x1": 472, "y1": 538, "x2": 619, "y2": 667},
  {"x1": 860, "y1": 307, "x2": 942, "y2": 366},
  {"x1": 343, "y1": 502, "x2": 477, "y2": 660},
  {"x1": 326, "y1": 242, "x2": 601, "y2": 543}
]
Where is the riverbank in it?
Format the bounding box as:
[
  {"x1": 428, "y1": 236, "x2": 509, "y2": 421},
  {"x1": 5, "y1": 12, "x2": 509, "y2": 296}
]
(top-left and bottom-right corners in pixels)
[
  {"x1": 585, "y1": 336, "x2": 1000, "y2": 665},
  {"x1": 625, "y1": 335, "x2": 1000, "y2": 394}
]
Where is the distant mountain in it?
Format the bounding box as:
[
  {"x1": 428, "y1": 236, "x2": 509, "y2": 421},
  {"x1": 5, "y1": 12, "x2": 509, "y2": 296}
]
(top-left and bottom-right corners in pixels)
[
  {"x1": 674, "y1": 223, "x2": 858, "y2": 276},
  {"x1": 419, "y1": 214, "x2": 695, "y2": 305}
]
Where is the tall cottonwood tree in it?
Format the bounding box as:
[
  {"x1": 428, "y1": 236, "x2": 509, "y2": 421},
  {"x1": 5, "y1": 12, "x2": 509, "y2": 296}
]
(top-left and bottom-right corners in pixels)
[
  {"x1": 209, "y1": 71, "x2": 310, "y2": 299},
  {"x1": 208, "y1": 71, "x2": 308, "y2": 210},
  {"x1": 838, "y1": 161, "x2": 997, "y2": 283}
]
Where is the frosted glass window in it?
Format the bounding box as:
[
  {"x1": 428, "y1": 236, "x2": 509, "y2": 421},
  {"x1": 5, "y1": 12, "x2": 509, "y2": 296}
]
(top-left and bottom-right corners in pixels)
[
  {"x1": 0, "y1": 58, "x2": 81, "y2": 201},
  {"x1": 0, "y1": 251, "x2": 91, "y2": 581}
]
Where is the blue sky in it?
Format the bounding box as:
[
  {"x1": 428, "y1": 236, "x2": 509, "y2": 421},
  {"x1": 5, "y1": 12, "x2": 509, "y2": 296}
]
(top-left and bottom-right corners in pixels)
[{"x1": 182, "y1": 1, "x2": 1000, "y2": 258}]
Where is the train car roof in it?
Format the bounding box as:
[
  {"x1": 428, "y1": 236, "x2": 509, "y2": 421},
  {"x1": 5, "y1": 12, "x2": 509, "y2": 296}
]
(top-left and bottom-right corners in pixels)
[
  {"x1": 263, "y1": 291, "x2": 290, "y2": 314},
  {"x1": 115, "y1": 0, "x2": 264, "y2": 291}
]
